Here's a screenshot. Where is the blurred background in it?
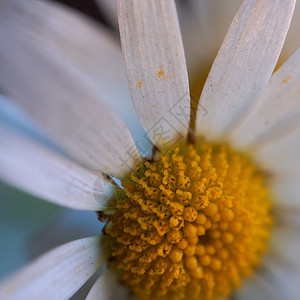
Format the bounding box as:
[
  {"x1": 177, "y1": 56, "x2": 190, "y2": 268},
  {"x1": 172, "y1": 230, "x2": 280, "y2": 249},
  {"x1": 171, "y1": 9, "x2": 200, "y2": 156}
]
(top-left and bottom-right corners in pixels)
[{"x1": 52, "y1": 0, "x2": 112, "y2": 26}]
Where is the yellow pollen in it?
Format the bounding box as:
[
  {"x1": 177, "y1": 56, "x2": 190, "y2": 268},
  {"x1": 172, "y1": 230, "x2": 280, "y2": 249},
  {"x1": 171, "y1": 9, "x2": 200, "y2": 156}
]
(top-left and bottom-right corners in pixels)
[{"x1": 104, "y1": 140, "x2": 273, "y2": 300}]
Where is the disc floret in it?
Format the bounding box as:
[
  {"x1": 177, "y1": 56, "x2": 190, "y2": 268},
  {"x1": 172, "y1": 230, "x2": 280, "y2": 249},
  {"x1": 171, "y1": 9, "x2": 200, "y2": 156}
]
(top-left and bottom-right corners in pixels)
[{"x1": 104, "y1": 141, "x2": 273, "y2": 300}]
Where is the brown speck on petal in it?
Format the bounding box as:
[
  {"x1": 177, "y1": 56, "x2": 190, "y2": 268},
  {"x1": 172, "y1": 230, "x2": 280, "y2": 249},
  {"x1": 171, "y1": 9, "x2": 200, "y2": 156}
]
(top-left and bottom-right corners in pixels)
[
  {"x1": 157, "y1": 70, "x2": 165, "y2": 78},
  {"x1": 282, "y1": 75, "x2": 291, "y2": 83}
]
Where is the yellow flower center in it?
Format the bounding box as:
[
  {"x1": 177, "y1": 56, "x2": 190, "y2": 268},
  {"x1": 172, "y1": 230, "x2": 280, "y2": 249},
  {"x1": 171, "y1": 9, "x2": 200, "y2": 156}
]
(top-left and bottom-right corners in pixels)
[{"x1": 104, "y1": 140, "x2": 273, "y2": 300}]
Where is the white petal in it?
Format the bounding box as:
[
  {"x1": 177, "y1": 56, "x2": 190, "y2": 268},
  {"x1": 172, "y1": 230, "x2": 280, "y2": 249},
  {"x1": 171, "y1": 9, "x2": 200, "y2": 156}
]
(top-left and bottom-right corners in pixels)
[
  {"x1": 275, "y1": 209, "x2": 300, "y2": 229},
  {"x1": 196, "y1": 0, "x2": 296, "y2": 139},
  {"x1": 86, "y1": 270, "x2": 117, "y2": 300},
  {"x1": 270, "y1": 226, "x2": 300, "y2": 267},
  {"x1": 252, "y1": 127, "x2": 300, "y2": 174},
  {"x1": 0, "y1": 126, "x2": 115, "y2": 211},
  {"x1": 269, "y1": 171, "x2": 300, "y2": 209},
  {"x1": 235, "y1": 274, "x2": 282, "y2": 300},
  {"x1": 118, "y1": 0, "x2": 190, "y2": 150},
  {"x1": 0, "y1": 236, "x2": 105, "y2": 300},
  {"x1": 262, "y1": 257, "x2": 300, "y2": 300},
  {"x1": 95, "y1": 0, "x2": 118, "y2": 29},
  {"x1": 231, "y1": 48, "x2": 300, "y2": 148},
  {"x1": 0, "y1": 26, "x2": 141, "y2": 178},
  {"x1": 0, "y1": 0, "x2": 145, "y2": 147}
]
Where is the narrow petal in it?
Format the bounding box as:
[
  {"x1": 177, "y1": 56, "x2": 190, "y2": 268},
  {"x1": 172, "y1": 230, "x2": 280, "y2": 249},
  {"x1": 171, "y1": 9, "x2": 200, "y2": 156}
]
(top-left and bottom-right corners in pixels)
[
  {"x1": 0, "y1": 236, "x2": 106, "y2": 300},
  {"x1": 196, "y1": 0, "x2": 296, "y2": 139},
  {"x1": 0, "y1": 26, "x2": 141, "y2": 178},
  {"x1": 118, "y1": 0, "x2": 190, "y2": 150},
  {"x1": 86, "y1": 270, "x2": 117, "y2": 300},
  {"x1": 230, "y1": 48, "x2": 300, "y2": 148},
  {"x1": 0, "y1": 126, "x2": 115, "y2": 211}
]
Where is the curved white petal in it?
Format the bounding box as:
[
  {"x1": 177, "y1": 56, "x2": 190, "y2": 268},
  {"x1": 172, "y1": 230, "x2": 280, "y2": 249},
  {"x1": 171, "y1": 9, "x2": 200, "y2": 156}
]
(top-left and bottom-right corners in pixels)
[
  {"x1": 0, "y1": 126, "x2": 115, "y2": 211},
  {"x1": 196, "y1": 0, "x2": 296, "y2": 139},
  {"x1": 118, "y1": 0, "x2": 190, "y2": 150},
  {"x1": 0, "y1": 26, "x2": 141, "y2": 178},
  {"x1": 0, "y1": 236, "x2": 105, "y2": 300},
  {"x1": 235, "y1": 273, "x2": 282, "y2": 300},
  {"x1": 262, "y1": 257, "x2": 300, "y2": 300},
  {"x1": 269, "y1": 171, "x2": 300, "y2": 209},
  {"x1": 231, "y1": 48, "x2": 300, "y2": 148},
  {"x1": 275, "y1": 209, "x2": 300, "y2": 229},
  {"x1": 86, "y1": 270, "x2": 117, "y2": 300},
  {"x1": 0, "y1": 0, "x2": 145, "y2": 146},
  {"x1": 253, "y1": 128, "x2": 300, "y2": 174},
  {"x1": 270, "y1": 226, "x2": 300, "y2": 267}
]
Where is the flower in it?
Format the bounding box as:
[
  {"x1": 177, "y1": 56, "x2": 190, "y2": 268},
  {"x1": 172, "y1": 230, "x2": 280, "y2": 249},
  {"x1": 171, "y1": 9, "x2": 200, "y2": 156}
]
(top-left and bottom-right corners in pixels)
[{"x1": 0, "y1": 0, "x2": 299, "y2": 299}]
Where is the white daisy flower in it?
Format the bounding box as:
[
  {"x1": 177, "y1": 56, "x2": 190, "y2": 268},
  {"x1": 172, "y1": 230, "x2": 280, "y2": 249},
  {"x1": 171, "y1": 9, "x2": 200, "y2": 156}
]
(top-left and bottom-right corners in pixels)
[{"x1": 0, "y1": 0, "x2": 299, "y2": 299}]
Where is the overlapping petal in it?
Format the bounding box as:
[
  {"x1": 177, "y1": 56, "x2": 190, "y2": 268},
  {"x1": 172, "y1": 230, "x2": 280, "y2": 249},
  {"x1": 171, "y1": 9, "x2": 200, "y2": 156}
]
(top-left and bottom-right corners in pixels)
[
  {"x1": 0, "y1": 0, "x2": 141, "y2": 140},
  {"x1": 231, "y1": 48, "x2": 300, "y2": 148},
  {"x1": 196, "y1": 0, "x2": 295, "y2": 139},
  {"x1": 0, "y1": 237, "x2": 105, "y2": 300},
  {"x1": 86, "y1": 270, "x2": 116, "y2": 300},
  {"x1": 0, "y1": 125, "x2": 112, "y2": 211},
  {"x1": 0, "y1": 25, "x2": 141, "y2": 178}
]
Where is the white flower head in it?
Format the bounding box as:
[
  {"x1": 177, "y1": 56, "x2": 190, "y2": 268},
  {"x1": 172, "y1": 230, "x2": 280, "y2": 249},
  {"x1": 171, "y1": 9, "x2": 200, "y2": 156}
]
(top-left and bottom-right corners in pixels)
[{"x1": 0, "y1": 0, "x2": 299, "y2": 299}]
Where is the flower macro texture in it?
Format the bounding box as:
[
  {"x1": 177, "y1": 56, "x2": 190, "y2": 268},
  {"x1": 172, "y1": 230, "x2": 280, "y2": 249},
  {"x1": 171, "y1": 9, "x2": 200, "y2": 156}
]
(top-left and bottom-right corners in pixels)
[{"x1": 0, "y1": 0, "x2": 299, "y2": 299}]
